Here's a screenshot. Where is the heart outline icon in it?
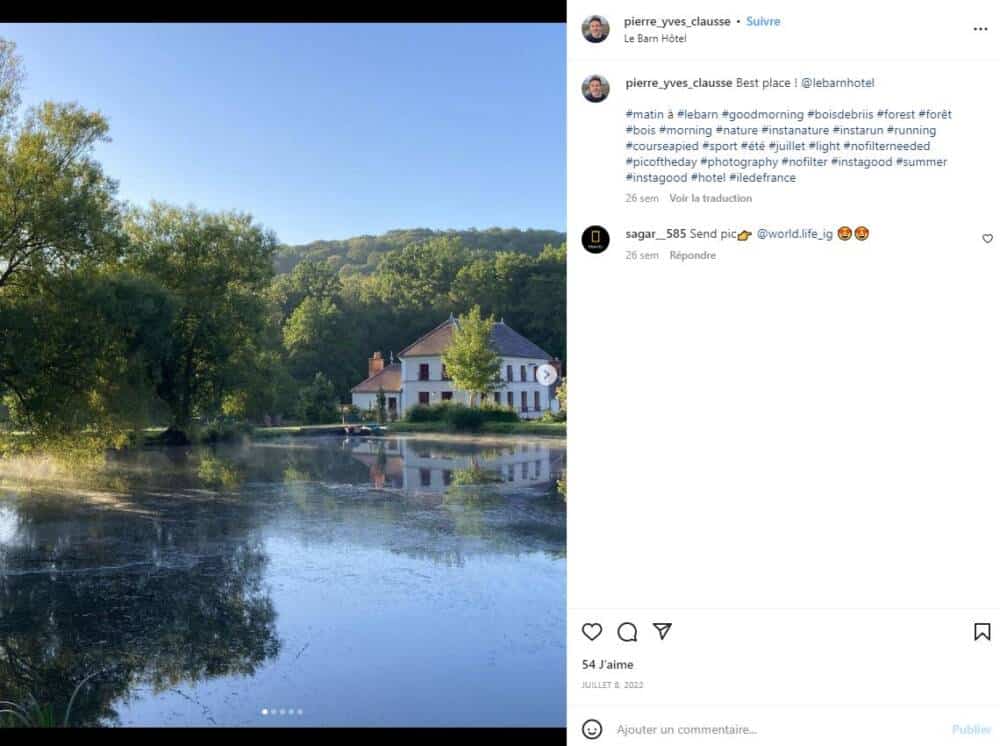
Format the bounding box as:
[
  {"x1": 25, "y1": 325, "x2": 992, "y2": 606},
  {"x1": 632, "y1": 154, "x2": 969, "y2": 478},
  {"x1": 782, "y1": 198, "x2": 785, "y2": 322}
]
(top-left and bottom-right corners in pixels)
[
  {"x1": 984, "y1": 234, "x2": 994, "y2": 244},
  {"x1": 581, "y1": 622, "x2": 602, "y2": 641}
]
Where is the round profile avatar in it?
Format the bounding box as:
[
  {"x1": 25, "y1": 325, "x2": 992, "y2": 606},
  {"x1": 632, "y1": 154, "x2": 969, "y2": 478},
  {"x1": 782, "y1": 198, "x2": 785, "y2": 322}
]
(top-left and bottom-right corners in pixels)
[
  {"x1": 582, "y1": 75, "x2": 610, "y2": 103},
  {"x1": 582, "y1": 225, "x2": 610, "y2": 254},
  {"x1": 582, "y1": 15, "x2": 610, "y2": 43}
]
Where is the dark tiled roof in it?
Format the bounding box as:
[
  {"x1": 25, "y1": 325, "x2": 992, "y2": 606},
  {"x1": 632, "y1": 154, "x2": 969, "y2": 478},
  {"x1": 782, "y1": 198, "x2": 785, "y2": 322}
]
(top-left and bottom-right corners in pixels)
[
  {"x1": 398, "y1": 317, "x2": 551, "y2": 360},
  {"x1": 489, "y1": 321, "x2": 551, "y2": 359},
  {"x1": 351, "y1": 363, "x2": 402, "y2": 393}
]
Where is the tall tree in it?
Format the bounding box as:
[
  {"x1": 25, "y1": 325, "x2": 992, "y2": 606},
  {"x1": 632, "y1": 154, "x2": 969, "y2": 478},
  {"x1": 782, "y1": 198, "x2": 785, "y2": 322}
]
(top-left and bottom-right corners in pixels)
[
  {"x1": 441, "y1": 306, "x2": 502, "y2": 406},
  {"x1": 281, "y1": 295, "x2": 359, "y2": 396},
  {"x1": 124, "y1": 203, "x2": 278, "y2": 438},
  {"x1": 0, "y1": 40, "x2": 123, "y2": 293}
]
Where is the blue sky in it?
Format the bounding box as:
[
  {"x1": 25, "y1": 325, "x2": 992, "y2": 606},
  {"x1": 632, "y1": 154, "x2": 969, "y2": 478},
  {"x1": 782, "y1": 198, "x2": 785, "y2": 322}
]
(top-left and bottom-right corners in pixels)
[{"x1": 1, "y1": 23, "x2": 566, "y2": 245}]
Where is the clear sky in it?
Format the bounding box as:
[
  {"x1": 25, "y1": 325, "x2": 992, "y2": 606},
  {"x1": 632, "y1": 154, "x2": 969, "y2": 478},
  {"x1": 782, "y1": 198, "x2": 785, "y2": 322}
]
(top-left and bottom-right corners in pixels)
[{"x1": 1, "y1": 23, "x2": 566, "y2": 245}]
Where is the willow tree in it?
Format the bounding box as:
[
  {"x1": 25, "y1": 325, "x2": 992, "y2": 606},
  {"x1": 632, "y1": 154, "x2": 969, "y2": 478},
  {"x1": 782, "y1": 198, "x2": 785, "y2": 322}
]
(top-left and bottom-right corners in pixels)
[{"x1": 123, "y1": 203, "x2": 278, "y2": 440}]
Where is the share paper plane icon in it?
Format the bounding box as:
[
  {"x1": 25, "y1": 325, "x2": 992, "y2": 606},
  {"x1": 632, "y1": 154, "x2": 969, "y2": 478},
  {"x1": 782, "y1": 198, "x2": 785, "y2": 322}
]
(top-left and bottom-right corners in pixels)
[{"x1": 653, "y1": 622, "x2": 673, "y2": 640}]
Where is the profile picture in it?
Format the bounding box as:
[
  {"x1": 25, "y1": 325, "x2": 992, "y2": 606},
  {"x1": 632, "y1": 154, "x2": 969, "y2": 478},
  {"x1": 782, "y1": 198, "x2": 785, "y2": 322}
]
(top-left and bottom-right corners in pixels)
[
  {"x1": 582, "y1": 16, "x2": 610, "y2": 43},
  {"x1": 582, "y1": 75, "x2": 609, "y2": 103}
]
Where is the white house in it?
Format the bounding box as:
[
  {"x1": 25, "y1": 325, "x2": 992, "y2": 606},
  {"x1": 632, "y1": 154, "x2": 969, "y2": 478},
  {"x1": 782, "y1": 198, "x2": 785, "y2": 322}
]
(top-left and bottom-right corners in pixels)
[
  {"x1": 350, "y1": 351, "x2": 402, "y2": 419},
  {"x1": 351, "y1": 315, "x2": 561, "y2": 420}
]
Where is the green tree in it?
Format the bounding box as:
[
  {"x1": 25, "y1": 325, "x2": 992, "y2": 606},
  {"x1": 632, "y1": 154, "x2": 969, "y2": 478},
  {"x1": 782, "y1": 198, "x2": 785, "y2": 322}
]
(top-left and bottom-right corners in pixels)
[
  {"x1": 123, "y1": 203, "x2": 278, "y2": 439},
  {"x1": 0, "y1": 40, "x2": 123, "y2": 293},
  {"x1": 376, "y1": 386, "x2": 387, "y2": 424},
  {"x1": 296, "y1": 372, "x2": 339, "y2": 424},
  {"x1": 281, "y1": 295, "x2": 359, "y2": 397},
  {"x1": 1, "y1": 271, "x2": 175, "y2": 450},
  {"x1": 269, "y1": 258, "x2": 341, "y2": 320},
  {"x1": 441, "y1": 306, "x2": 502, "y2": 406},
  {"x1": 0, "y1": 38, "x2": 129, "y2": 448}
]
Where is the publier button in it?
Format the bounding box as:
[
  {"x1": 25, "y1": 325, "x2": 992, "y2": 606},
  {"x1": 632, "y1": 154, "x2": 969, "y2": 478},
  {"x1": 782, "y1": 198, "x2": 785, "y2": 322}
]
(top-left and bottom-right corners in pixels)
[{"x1": 974, "y1": 622, "x2": 991, "y2": 642}]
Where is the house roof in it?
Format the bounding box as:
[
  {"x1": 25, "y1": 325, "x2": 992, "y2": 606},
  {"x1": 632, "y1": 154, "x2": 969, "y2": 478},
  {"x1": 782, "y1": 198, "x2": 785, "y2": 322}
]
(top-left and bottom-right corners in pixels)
[
  {"x1": 397, "y1": 317, "x2": 552, "y2": 360},
  {"x1": 350, "y1": 363, "x2": 402, "y2": 393}
]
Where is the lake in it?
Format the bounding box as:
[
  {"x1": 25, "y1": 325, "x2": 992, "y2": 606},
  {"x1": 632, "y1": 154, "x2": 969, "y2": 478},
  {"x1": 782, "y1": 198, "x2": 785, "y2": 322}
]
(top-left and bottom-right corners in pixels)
[{"x1": 0, "y1": 434, "x2": 566, "y2": 727}]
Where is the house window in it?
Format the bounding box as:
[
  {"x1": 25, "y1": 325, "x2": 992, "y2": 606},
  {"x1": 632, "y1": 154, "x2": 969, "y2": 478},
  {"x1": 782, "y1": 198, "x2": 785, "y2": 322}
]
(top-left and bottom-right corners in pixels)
[
  {"x1": 507, "y1": 365, "x2": 513, "y2": 382},
  {"x1": 443, "y1": 470, "x2": 452, "y2": 486},
  {"x1": 442, "y1": 391, "x2": 453, "y2": 401},
  {"x1": 522, "y1": 463, "x2": 529, "y2": 480},
  {"x1": 420, "y1": 468, "x2": 431, "y2": 487},
  {"x1": 520, "y1": 365, "x2": 526, "y2": 382},
  {"x1": 533, "y1": 391, "x2": 540, "y2": 411},
  {"x1": 388, "y1": 397, "x2": 397, "y2": 412},
  {"x1": 494, "y1": 392, "x2": 501, "y2": 405},
  {"x1": 520, "y1": 391, "x2": 528, "y2": 412},
  {"x1": 441, "y1": 363, "x2": 449, "y2": 380},
  {"x1": 535, "y1": 460, "x2": 541, "y2": 478},
  {"x1": 419, "y1": 363, "x2": 429, "y2": 381},
  {"x1": 508, "y1": 465, "x2": 515, "y2": 481},
  {"x1": 419, "y1": 392, "x2": 430, "y2": 405},
  {"x1": 507, "y1": 391, "x2": 514, "y2": 408}
]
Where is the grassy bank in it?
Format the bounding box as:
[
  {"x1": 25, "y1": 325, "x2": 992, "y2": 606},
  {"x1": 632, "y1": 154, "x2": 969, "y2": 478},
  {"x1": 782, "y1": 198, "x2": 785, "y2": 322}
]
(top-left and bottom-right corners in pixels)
[
  {"x1": 13, "y1": 418, "x2": 564, "y2": 454},
  {"x1": 252, "y1": 424, "x2": 377, "y2": 440}
]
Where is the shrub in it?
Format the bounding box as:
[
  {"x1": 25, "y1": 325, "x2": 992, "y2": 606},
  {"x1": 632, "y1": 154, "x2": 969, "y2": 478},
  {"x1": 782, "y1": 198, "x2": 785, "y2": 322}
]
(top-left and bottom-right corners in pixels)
[
  {"x1": 198, "y1": 421, "x2": 254, "y2": 443},
  {"x1": 403, "y1": 402, "x2": 519, "y2": 429}
]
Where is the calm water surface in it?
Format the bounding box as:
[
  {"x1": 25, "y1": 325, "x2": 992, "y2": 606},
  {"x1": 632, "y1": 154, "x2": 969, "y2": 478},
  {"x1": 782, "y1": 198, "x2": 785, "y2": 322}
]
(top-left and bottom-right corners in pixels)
[{"x1": 0, "y1": 435, "x2": 566, "y2": 726}]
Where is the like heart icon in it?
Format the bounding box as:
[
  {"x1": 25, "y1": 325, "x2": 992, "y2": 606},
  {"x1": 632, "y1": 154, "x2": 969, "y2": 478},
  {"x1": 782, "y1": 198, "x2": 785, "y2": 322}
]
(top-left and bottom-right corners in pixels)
[
  {"x1": 581, "y1": 622, "x2": 603, "y2": 641},
  {"x1": 984, "y1": 234, "x2": 994, "y2": 244}
]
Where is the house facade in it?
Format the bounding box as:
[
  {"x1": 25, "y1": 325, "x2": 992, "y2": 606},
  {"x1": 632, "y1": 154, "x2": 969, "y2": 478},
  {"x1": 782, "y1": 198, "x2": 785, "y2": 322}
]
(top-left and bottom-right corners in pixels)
[
  {"x1": 350, "y1": 352, "x2": 402, "y2": 419},
  {"x1": 351, "y1": 315, "x2": 560, "y2": 420}
]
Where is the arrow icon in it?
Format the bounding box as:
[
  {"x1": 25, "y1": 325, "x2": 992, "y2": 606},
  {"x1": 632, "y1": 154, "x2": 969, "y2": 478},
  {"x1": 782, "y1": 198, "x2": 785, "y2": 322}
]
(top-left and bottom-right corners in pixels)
[{"x1": 653, "y1": 622, "x2": 672, "y2": 640}]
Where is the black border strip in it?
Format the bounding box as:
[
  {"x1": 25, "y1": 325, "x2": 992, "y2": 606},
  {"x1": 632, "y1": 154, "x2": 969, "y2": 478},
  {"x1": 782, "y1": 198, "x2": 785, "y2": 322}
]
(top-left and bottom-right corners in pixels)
[{"x1": 0, "y1": 4, "x2": 568, "y2": 23}]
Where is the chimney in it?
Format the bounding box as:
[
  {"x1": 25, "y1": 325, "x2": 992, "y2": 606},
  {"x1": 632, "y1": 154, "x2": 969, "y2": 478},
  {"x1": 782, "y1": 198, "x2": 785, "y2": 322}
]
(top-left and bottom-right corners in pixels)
[{"x1": 369, "y1": 351, "x2": 384, "y2": 377}]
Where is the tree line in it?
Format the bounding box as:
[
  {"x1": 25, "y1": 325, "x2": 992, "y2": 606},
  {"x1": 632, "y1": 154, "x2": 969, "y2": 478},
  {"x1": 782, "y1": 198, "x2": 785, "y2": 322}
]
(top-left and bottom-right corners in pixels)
[{"x1": 0, "y1": 39, "x2": 565, "y2": 450}]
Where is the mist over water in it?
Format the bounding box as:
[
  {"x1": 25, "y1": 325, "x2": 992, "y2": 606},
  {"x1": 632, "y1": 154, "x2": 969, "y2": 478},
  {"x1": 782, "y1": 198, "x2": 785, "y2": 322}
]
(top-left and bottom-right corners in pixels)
[{"x1": 0, "y1": 435, "x2": 566, "y2": 726}]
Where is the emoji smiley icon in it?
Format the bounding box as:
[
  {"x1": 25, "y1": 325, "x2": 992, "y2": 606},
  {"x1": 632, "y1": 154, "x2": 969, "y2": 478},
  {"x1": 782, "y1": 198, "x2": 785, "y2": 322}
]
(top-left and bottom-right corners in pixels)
[
  {"x1": 582, "y1": 719, "x2": 604, "y2": 740},
  {"x1": 854, "y1": 226, "x2": 869, "y2": 241},
  {"x1": 837, "y1": 226, "x2": 852, "y2": 241}
]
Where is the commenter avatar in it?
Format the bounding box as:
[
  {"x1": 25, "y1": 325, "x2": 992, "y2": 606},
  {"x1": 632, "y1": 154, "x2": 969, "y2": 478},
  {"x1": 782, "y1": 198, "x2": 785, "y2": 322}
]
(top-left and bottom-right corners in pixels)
[
  {"x1": 582, "y1": 16, "x2": 610, "y2": 43},
  {"x1": 582, "y1": 75, "x2": 609, "y2": 103}
]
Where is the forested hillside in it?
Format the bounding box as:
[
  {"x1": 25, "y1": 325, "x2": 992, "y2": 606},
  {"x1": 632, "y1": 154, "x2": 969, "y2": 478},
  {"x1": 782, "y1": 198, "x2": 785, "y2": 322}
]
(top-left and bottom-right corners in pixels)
[{"x1": 275, "y1": 228, "x2": 566, "y2": 275}]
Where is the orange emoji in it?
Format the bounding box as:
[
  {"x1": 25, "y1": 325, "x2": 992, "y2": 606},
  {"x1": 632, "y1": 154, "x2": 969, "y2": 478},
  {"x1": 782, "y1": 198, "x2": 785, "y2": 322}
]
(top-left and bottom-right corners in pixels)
[
  {"x1": 837, "y1": 226, "x2": 852, "y2": 241},
  {"x1": 854, "y1": 226, "x2": 869, "y2": 241}
]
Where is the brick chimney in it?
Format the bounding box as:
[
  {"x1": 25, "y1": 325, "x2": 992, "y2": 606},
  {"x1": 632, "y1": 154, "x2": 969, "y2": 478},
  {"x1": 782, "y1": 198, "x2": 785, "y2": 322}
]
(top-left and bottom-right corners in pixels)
[{"x1": 369, "y1": 351, "x2": 384, "y2": 377}]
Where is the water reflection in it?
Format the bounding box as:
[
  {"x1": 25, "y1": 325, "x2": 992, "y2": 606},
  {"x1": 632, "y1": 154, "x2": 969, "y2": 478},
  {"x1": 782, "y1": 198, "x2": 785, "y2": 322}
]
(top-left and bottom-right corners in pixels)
[
  {"x1": 346, "y1": 437, "x2": 559, "y2": 495},
  {"x1": 0, "y1": 435, "x2": 565, "y2": 726},
  {"x1": 0, "y1": 495, "x2": 279, "y2": 726}
]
